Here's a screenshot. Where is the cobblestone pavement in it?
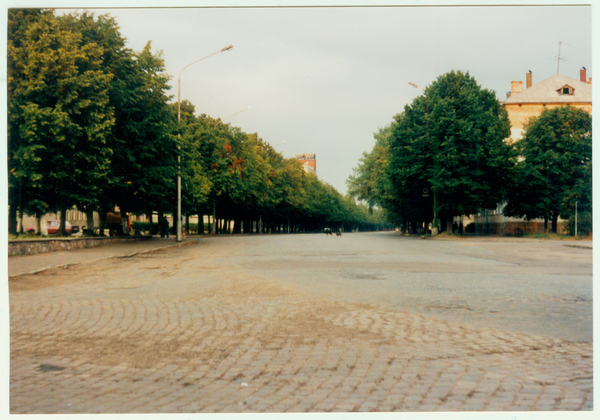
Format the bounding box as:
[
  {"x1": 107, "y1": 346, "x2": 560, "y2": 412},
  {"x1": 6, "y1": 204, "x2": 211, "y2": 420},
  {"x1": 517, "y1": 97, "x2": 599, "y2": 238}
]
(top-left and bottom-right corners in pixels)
[{"x1": 9, "y1": 233, "x2": 593, "y2": 414}]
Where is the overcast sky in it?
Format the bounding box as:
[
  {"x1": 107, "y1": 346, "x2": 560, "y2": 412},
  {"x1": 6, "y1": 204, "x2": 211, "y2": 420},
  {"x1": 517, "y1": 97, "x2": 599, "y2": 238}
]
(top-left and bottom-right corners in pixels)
[{"x1": 10, "y1": 2, "x2": 595, "y2": 195}]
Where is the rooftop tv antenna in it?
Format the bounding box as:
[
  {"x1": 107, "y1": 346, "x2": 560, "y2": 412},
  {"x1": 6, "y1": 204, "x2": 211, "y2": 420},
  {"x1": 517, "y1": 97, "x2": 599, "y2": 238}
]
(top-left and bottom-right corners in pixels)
[{"x1": 556, "y1": 41, "x2": 569, "y2": 74}]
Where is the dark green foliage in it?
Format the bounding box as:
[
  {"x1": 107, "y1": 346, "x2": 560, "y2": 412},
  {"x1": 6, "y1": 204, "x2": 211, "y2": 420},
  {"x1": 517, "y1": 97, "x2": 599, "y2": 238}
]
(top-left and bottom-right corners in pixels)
[
  {"x1": 7, "y1": 9, "x2": 392, "y2": 234},
  {"x1": 176, "y1": 101, "x2": 213, "y2": 218},
  {"x1": 505, "y1": 106, "x2": 592, "y2": 233},
  {"x1": 388, "y1": 70, "x2": 514, "y2": 227},
  {"x1": 347, "y1": 125, "x2": 395, "y2": 220},
  {"x1": 8, "y1": 9, "x2": 115, "y2": 235},
  {"x1": 8, "y1": 10, "x2": 179, "y2": 232},
  {"x1": 563, "y1": 212, "x2": 592, "y2": 236}
]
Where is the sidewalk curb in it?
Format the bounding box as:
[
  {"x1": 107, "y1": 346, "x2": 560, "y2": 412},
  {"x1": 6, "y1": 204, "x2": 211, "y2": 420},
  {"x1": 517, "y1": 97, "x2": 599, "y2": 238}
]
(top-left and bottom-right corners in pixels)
[
  {"x1": 115, "y1": 240, "x2": 198, "y2": 259},
  {"x1": 564, "y1": 244, "x2": 593, "y2": 250},
  {"x1": 9, "y1": 239, "x2": 199, "y2": 278}
]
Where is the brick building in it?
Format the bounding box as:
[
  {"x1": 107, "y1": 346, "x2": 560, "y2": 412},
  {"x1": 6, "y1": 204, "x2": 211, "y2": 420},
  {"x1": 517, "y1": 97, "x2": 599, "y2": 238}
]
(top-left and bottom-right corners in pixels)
[{"x1": 296, "y1": 153, "x2": 317, "y2": 174}]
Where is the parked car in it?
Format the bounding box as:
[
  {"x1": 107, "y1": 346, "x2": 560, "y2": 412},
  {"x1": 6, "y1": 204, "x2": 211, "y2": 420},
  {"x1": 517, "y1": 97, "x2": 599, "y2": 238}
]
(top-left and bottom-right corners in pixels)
[
  {"x1": 25, "y1": 220, "x2": 77, "y2": 235},
  {"x1": 46, "y1": 220, "x2": 73, "y2": 235}
]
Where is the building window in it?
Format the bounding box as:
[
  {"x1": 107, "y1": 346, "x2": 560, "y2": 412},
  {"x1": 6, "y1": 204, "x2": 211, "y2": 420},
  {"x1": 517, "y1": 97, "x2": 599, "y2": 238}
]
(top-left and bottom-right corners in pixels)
[{"x1": 557, "y1": 85, "x2": 575, "y2": 96}]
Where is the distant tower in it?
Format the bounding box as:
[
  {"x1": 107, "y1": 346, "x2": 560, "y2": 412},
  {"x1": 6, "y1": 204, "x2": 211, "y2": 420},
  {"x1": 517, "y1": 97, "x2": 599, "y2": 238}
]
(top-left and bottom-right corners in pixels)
[{"x1": 295, "y1": 153, "x2": 317, "y2": 174}]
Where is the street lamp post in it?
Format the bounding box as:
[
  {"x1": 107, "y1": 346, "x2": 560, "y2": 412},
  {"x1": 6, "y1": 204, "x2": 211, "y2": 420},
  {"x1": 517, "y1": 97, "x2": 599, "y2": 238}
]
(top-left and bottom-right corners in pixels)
[{"x1": 177, "y1": 44, "x2": 233, "y2": 242}]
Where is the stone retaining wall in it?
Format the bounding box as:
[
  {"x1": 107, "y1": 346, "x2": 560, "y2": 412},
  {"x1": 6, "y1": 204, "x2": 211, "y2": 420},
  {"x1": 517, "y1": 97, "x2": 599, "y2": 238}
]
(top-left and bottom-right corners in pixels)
[
  {"x1": 8, "y1": 236, "x2": 153, "y2": 257},
  {"x1": 474, "y1": 221, "x2": 568, "y2": 236}
]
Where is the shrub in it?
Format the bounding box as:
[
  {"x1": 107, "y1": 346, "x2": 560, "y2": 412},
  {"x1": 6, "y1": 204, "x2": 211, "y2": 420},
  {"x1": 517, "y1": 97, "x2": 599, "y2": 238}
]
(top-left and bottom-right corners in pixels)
[
  {"x1": 563, "y1": 212, "x2": 592, "y2": 236},
  {"x1": 131, "y1": 221, "x2": 159, "y2": 235}
]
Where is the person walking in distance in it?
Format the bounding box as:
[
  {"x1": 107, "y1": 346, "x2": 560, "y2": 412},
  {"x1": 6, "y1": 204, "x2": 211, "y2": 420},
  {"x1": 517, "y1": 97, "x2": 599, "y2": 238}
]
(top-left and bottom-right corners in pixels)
[{"x1": 160, "y1": 216, "x2": 169, "y2": 238}]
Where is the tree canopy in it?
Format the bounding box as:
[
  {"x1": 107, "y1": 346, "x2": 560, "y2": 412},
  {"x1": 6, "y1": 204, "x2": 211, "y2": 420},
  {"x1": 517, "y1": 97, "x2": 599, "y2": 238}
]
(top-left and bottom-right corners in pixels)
[
  {"x1": 8, "y1": 9, "x2": 115, "y2": 234},
  {"x1": 8, "y1": 9, "x2": 390, "y2": 236},
  {"x1": 504, "y1": 106, "x2": 592, "y2": 233},
  {"x1": 387, "y1": 70, "x2": 514, "y2": 231}
]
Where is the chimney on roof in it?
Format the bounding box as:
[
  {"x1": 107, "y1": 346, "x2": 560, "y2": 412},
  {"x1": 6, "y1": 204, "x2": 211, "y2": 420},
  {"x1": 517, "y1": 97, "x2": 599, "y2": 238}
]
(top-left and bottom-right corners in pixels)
[
  {"x1": 526, "y1": 71, "x2": 532, "y2": 88},
  {"x1": 511, "y1": 81, "x2": 523, "y2": 95},
  {"x1": 580, "y1": 67, "x2": 587, "y2": 83}
]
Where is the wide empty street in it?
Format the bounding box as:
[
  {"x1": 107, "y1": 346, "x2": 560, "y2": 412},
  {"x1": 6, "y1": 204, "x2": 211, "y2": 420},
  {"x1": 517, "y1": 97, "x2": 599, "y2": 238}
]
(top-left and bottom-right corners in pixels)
[{"x1": 9, "y1": 232, "x2": 593, "y2": 413}]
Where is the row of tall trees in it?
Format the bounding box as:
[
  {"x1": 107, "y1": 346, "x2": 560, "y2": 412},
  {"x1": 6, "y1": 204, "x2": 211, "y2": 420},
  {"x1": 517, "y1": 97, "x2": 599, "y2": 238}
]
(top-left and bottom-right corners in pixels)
[
  {"x1": 177, "y1": 100, "x2": 394, "y2": 233},
  {"x1": 8, "y1": 9, "x2": 390, "y2": 236},
  {"x1": 348, "y1": 70, "x2": 592, "y2": 235}
]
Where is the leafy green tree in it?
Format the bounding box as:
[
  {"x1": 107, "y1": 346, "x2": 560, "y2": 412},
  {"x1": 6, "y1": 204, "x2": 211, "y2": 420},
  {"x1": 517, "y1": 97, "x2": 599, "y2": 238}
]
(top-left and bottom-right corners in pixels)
[
  {"x1": 270, "y1": 157, "x2": 307, "y2": 230},
  {"x1": 8, "y1": 10, "x2": 115, "y2": 235},
  {"x1": 505, "y1": 106, "x2": 592, "y2": 233},
  {"x1": 176, "y1": 100, "x2": 212, "y2": 221},
  {"x1": 233, "y1": 132, "x2": 276, "y2": 232},
  {"x1": 61, "y1": 12, "x2": 180, "y2": 233},
  {"x1": 54, "y1": 11, "x2": 137, "y2": 230},
  {"x1": 388, "y1": 101, "x2": 433, "y2": 232},
  {"x1": 347, "y1": 124, "x2": 396, "y2": 221},
  {"x1": 7, "y1": 9, "x2": 53, "y2": 233},
  {"x1": 389, "y1": 70, "x2": 514, "y2": 232},
  {"x1": 106, "y1": 42, "x2": 178, "y2": 221},
  {"x1": 190, "y1": 116, "x2": 258, "y2": 232}
]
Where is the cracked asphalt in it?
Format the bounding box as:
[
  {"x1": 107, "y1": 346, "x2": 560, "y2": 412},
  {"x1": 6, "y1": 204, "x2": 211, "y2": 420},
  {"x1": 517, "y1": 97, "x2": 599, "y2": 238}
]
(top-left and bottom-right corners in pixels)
[{"x1": 8, "y1": 232, "x2": 593, "y2": 413}]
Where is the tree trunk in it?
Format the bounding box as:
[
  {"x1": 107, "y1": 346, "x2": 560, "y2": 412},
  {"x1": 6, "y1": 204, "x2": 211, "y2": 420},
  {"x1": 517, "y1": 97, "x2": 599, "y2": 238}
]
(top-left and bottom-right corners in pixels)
[
  {"x1": 173, "y1": 207, "x2": 178, "y2": 238},
  {"x1": 213, "y1": 206, "x2": 217, "y2": 235},
  {"x1": 98, "y1": 208, "x2": 107, "y2": 236},
  {"x1": 87, "y1": 208, "x2": 95, "y2": 230},
  {"x1": 146, "y1": 211, "x2": 153, "y2": 235},
  {"x1": 34, "y1": 209, "x2": 42, "y2": 234},
  {"x1": 59, "y1": 205, "x2": 67, "y2": 236},
  {"x1": 8, "y1": 191, "x2": 18, "y2": 235}
]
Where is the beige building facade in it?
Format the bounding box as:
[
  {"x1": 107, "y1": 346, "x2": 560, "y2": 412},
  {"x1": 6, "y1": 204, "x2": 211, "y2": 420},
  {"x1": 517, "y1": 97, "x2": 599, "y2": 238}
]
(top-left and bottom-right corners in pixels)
[
  {"x1": 503, "y1": 69, "x2": 592, "y2": 141},
  {"x1": 473, "y1": 69, "x2": 592, "y2": 235}
]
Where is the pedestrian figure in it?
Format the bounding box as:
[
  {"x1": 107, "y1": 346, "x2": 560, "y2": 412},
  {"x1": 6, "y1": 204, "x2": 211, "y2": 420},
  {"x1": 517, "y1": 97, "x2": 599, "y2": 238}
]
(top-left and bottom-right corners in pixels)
[
  {"x1": 453, "y1": 221, "x2": 458, "y2": 234},
  {"x1": 458, "y1": 221, "x2": 463, "y2": 236},
  {"x1": 160, "y1": 216, "x2": 169, "y2": 238}
]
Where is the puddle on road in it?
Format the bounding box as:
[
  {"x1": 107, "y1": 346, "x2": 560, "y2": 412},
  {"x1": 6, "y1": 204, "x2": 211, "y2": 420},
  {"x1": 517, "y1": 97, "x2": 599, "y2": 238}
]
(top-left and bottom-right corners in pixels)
[{"x1": 343, "y1": 271, "x2": 385, "y2": 281}]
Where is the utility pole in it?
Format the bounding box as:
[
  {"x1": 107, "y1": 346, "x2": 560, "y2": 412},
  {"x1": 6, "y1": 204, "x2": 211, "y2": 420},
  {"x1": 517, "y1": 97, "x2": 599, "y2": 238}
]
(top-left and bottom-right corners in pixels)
[{"x1": 575, "y1": 201, "x2": 578, "y2": 237}]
